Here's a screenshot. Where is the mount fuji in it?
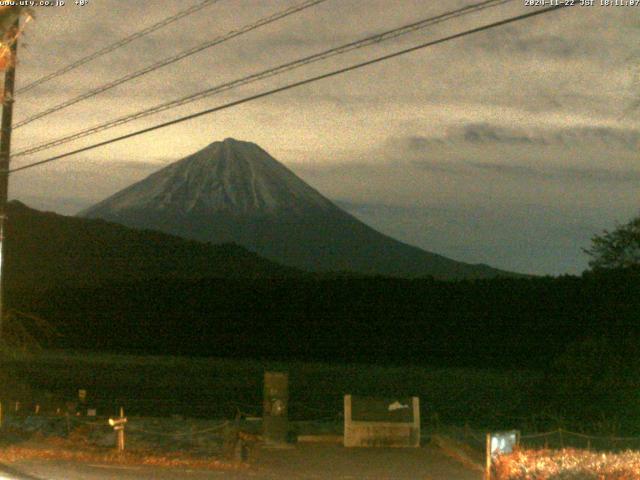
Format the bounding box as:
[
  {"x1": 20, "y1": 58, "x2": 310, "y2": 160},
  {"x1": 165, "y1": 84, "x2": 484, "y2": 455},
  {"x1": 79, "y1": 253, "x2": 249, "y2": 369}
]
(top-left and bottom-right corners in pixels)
[{"x1": 80, "y1": 138, "x2": 511, "y2": 279}]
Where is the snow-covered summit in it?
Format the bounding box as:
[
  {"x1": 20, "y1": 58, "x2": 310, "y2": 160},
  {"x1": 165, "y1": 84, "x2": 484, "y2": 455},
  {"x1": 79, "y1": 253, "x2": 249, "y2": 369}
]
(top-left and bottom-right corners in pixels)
[
  {"x1": 81, "y1": 138, "x2": 513, "y2": 279},
  {"x1": 82, "y1": 138, "x2": 335, "y2": 216}
]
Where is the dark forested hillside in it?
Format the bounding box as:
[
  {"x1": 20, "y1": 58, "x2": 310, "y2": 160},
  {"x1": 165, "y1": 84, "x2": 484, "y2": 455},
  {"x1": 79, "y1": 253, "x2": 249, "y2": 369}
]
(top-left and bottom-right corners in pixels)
[
  {"x1": 4, "y1": 201, "x2": 300, "y2": 291},
  {"x1": 9, "y1": 272, "x2": 638, "y2": 370}
]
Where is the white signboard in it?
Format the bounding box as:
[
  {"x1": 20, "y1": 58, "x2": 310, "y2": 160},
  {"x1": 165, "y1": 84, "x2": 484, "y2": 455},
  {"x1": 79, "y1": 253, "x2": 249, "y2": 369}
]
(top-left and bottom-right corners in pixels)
[{"x1": 490, "y1": 430, "x2": 519, "y2": 457}]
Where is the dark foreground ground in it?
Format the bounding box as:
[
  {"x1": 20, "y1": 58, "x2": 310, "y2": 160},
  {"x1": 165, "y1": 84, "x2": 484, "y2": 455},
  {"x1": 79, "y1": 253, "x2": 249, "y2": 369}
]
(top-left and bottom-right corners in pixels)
[{"x1": 3, "y1": 444, "x2": 481, "y2": 480}]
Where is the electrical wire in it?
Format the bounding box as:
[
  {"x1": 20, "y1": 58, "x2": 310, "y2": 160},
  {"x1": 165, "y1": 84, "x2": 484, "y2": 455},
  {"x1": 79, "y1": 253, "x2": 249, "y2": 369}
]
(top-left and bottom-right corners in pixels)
[
  {"x1": 13, "y1": 0, "x2": 330, "y2": 129},
  {"x1": 8, "y1": 4, "x2": 572, "y2": 174},
  {"x1": 12, "y1": 0, "x2": 514, "y2": 159},
  {"x1": 16, "y1": 0, "x2": 223, "y2": 95}
]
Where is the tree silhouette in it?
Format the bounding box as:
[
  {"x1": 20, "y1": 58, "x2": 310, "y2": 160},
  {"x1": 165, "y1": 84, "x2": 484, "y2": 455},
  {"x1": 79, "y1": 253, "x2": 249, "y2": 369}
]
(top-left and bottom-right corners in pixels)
[{"x1": 584, "y1": 215, "x2": 640, "y2": 271}]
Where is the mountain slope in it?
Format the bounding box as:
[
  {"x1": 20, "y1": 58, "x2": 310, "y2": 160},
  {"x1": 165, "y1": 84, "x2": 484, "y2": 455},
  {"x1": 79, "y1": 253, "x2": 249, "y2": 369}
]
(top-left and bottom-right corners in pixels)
[
  {"x1": 5, "y1": 200, "x2": 299, "y2": 290},
  {"x1": 81, "y1": 138, "x2": 514, "y2": 279}
]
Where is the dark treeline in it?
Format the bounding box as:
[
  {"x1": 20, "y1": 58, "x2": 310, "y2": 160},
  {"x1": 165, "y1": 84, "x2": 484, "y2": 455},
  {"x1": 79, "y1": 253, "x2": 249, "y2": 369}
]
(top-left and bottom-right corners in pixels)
[
  {"x1": 8, "y1": 271, "x2": 638, "y2": 370},
  {"x1": 7, "y1": 270, "x2": 640, "y2": 433}
]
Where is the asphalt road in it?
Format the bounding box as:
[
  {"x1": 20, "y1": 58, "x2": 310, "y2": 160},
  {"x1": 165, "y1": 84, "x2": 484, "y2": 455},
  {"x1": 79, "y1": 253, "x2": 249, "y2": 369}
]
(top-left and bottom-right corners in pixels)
[{"x1": 1, "y1": 444, "x2": 482, "y2": 480}]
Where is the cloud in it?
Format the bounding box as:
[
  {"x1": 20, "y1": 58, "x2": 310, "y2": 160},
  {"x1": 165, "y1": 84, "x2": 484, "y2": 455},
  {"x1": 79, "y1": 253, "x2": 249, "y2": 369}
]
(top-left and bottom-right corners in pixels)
[
  {"x1": 457, "y1": 123, "x2": 540, "y2": 145},
  {"x1": 464, "y1": 161, "x2": 640, "y2": 184},
  {"x1": 388, "y1": 124, "x2": 541, "y2": 152},
  {"x1": 473, "y1": 7, "x2": 638, "y2": 62},
  {"x1": 402, "y1": 158, "x2": 640, "y2": 185},
  {"x1": 294, "y1": 124, "x2": 640, "y2": 219},
  {"x1": 548, "y1": 126, "x2": 640, "y2": 150},
  {"x1": 476, "y1": 29, "x2": 592, "y2": 60},
  {"x1": 389, "y1": 123, "x2": 640, "y2": 152}
]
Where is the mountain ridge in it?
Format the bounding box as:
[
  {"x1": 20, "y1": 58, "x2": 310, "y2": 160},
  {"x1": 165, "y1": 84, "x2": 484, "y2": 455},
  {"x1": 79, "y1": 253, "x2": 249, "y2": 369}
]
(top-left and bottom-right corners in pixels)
[
  {"x1": 81, "y1": 138, "x2": 517, "y2": 280},
  {"x1": 81, "y1": 138, "x2": 335, "y2": 217},
  {"x1": 5, "y1": 200, "x2": 300, "y2": 291}
]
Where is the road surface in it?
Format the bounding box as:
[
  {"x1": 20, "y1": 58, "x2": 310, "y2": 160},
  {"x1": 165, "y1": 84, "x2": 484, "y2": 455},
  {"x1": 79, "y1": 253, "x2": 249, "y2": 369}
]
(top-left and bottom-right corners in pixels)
[{"x1": 1, "y1": 444, "x2": 481, "y2": 479}]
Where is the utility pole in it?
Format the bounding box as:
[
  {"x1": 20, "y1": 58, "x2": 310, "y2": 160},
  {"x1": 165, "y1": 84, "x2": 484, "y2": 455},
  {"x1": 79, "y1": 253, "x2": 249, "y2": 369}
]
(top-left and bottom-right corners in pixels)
[{"x1": 0, "y1": 17, "x2": 19, "y2": 339}]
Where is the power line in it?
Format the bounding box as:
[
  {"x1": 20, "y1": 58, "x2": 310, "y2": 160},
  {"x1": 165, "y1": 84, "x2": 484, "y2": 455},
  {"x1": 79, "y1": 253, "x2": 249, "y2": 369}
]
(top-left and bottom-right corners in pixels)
[
  {"x1": 14, "y1": 0, "x2": 329, "y2": 129},
  {"x1": 13, "y1": 0, "x2": 514, "y2": 159},
  {"x1": 16, "y1": 0, "x2": 223, "y2": 95},
  {"x1": 8, "y1": 3, "x2": 572, "y2": 175}
]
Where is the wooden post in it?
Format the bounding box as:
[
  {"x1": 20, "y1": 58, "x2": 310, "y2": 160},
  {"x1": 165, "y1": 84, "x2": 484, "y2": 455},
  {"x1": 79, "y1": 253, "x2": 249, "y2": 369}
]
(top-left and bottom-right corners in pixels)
[
  {"x1": 117, "y1": 407, "x2": 125, "y2": 452},
  {"x1": 108, "y1": 408, "x2": 127, "y2": 452},
  {"x1": 0, "y1": 17, "x2": 19, "y2": 338},
  {"x1": 485, "y1": 433, "x2": 491, "y2": 480},
  {"x1": 343, "y1": 395, "x2": 352, "y2": 447},
  {"x1": 412, "y1": 397, "x2": 420, "y2": 448}
]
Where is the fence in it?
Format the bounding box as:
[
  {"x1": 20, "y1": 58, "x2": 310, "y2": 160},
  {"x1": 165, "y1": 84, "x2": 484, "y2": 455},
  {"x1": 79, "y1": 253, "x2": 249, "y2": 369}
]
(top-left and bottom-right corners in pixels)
[
  {"x1": 6, "y1": 395, "x2": 640, "y2": 454},
  {"x1": 0, "y1": 396, "x2": 343, "y2": 455},
  {"x1": 438, "y1": 425, "x2": 640, "y2": 454},
  {"x1": 1, "y1": 409, "x2": 243, "y2": 456},
  {"x1": 520, "y1": 428, "x2": 640, "y2": 452}
]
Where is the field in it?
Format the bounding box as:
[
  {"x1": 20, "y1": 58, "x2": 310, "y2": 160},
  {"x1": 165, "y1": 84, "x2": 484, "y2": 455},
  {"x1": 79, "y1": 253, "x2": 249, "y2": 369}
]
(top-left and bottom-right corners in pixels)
[
  {"x1": 2, "y1": 350, "x2": 640, "y2": 478},
  {"x1": 1, "y1": 349, "x2": 542, "y2": 429},
  {"x1": 0, "y1": 350, "x2": 494, "y2": 478}
]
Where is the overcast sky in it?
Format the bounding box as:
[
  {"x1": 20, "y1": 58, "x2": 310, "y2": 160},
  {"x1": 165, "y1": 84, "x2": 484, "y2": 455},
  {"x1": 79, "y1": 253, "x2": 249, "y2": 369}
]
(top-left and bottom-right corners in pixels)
[{"x1": 8, "y1": 0, "x2": 640, "y2": 275}]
